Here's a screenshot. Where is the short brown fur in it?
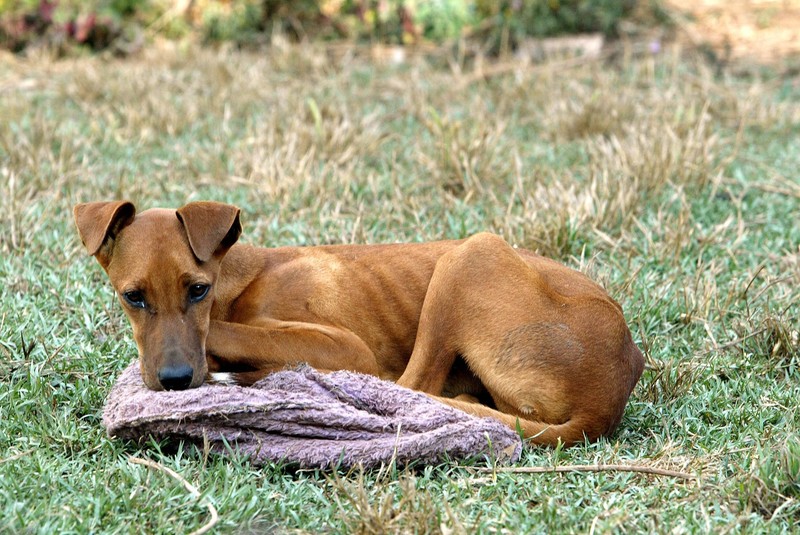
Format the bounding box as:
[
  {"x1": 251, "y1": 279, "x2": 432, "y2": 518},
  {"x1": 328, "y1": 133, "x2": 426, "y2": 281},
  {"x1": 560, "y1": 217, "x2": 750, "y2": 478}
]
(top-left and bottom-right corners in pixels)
[{"x1": 74, "y1": 200, "x2": 644, "y2": 445}]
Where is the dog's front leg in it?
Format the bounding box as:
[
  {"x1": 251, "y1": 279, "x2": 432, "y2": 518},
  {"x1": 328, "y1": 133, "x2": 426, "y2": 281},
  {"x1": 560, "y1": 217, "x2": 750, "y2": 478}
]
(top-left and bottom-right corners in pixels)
[{"x1": 205, "y1": 319, "x2": 381, "y2": 381}]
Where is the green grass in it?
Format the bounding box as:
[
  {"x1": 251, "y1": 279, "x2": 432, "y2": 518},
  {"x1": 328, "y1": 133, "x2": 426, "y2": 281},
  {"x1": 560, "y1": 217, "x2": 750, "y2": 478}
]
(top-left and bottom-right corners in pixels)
[{"x1": 1, "y1": 44, "x2": 799, "y2": 532}]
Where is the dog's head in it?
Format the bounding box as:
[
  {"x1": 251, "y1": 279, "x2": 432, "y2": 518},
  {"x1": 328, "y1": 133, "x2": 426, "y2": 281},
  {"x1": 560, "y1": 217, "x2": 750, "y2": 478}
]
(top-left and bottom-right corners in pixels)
[{"x1": 74, "y1": 201, "x2": 241, "y2": 391}]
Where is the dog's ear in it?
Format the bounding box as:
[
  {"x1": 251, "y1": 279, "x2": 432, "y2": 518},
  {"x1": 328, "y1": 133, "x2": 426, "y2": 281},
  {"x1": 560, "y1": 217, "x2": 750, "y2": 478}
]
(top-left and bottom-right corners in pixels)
[
  {"x1": 73, "y1": 201, "x2": 136, "y2": 268},
  {"x1": 176, "y1": 201, "x2": 242, "y2": 262}
]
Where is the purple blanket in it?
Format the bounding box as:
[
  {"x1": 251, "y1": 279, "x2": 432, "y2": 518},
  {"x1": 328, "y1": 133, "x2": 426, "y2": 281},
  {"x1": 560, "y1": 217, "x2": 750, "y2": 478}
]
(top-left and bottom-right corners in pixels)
[{"x1": 103, "y1": 362, "x2": 522, "y2": 468}]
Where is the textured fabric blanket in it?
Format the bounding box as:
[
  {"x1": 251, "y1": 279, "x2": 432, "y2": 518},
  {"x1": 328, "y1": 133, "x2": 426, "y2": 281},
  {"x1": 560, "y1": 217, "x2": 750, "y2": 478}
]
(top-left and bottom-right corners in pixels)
[{"x1": 103, "y1": 362, "x2": 522, "y2": 469}]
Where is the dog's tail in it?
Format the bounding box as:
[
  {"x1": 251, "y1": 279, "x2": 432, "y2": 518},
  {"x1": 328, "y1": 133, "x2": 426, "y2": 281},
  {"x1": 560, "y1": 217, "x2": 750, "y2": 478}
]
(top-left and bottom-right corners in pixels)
[{"x1": 434, "y1": 396, "x2": 603, "y2": 446}]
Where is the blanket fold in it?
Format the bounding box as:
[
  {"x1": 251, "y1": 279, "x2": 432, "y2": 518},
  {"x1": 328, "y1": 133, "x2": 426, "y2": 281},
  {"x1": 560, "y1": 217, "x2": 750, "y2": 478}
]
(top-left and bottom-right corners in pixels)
[{"x1": 103, "y1": 362, "x2": 522, "y2": 468}]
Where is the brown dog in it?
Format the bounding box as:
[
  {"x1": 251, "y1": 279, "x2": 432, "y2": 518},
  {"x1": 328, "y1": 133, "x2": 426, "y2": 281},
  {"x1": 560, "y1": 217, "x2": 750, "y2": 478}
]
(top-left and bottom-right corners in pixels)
[{"x1": 74, "y1": 200, "x2": 644, "y2": 445}]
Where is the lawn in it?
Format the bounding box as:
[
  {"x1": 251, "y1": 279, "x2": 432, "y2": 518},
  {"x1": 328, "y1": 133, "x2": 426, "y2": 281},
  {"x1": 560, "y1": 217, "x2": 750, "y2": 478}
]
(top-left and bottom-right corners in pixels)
[{"x1": 0, "y1": 43, "x2": 798, "y2": 532}]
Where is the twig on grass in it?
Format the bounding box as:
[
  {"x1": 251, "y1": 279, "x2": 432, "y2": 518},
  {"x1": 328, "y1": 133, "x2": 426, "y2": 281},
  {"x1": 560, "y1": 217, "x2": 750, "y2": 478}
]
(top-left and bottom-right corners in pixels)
[
  {"x1": 128, "y1": 456, "x2": 219, "y2": 535},
  {"x1": 697, "y1": 326, "x2": 769, "y2": 357},
  {"x1": 470, "y1": 463, "x2": 697, "y2": 480},
  {"x1": 769, "y1": 497, "x2": 796, "y2": 522},
  {"x1": 752, "y1": 182, "x2": 800, "y2": 200},
  {"x1": 0, "y1": 449, "x2": 33, "y2": 464}
]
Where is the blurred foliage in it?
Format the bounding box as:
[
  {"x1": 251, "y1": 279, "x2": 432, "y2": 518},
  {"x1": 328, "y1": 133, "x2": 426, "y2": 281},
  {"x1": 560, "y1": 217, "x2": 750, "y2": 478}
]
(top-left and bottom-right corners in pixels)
[
  {"x1": 476, "y1": 0, "x2": 636, "y2": 52},
  {"x1": 478, "y1": 0, "x2": 636, "y2": 37},
  {"x1": 0, "y1": 0, "x2": 660, "y2": 53}
]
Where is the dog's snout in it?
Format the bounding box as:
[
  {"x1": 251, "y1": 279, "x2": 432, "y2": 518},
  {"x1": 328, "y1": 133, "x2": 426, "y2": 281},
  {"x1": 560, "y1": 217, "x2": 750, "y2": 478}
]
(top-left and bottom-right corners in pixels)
[{"x1": 157, "y1": 364, "x2": 194, "y2": 391}]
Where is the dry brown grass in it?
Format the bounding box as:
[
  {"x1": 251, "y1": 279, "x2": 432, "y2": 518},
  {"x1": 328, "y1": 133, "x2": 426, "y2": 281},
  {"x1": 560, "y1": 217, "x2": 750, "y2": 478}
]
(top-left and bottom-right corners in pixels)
[
  {"x1": 330, "y1": 466, "x2": 468, "y2": 535},
  {"x1": 1, "y1": 43, "x2": 793, "y2": 254}
]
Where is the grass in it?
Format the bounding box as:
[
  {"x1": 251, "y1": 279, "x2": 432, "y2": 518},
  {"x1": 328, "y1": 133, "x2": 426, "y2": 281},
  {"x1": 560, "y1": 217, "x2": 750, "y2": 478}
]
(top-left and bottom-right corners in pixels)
[{"x1": 0, "y1": 42, "x2": 798, "y2": 532}]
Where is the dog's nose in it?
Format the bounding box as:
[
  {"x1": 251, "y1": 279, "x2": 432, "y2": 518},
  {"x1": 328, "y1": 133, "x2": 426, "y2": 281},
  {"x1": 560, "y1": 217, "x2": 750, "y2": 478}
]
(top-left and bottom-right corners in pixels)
[{"x1": 158, "y1": 364, "x2": 194, "y2": 390}]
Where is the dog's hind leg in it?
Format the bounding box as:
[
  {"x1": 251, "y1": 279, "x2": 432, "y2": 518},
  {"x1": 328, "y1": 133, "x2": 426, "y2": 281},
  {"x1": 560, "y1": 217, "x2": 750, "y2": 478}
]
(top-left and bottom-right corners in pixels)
[{"x1": 397, "y1": 232, "x2": 642, "y2": 445}]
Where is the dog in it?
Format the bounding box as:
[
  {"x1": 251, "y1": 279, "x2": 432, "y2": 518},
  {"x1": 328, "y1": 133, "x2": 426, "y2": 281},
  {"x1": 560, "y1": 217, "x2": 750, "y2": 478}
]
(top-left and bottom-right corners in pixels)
[{"x1": 74, "y1": 200, "x2": 644, "y2": 445}]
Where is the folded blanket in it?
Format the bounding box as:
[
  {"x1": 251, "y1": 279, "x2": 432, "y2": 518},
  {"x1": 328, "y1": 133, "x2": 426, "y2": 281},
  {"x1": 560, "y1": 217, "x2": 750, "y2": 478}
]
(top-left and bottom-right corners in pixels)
[{"x1": 103, "y1": 362, "x2": 522, "y2": 469}]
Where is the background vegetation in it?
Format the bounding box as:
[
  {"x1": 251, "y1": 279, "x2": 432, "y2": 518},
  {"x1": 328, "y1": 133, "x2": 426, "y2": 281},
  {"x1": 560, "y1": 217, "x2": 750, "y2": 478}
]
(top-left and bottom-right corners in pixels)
[
  {"x1": 0, "y1": 0, "x2": 663, "y2": 52},
  {"x1": 0, "y1": 1, "x2": 798, "y2": 533}
]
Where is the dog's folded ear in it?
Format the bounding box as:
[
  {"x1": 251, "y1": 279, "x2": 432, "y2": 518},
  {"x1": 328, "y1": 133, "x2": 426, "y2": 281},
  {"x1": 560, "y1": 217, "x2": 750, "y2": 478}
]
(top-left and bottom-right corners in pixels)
[
  {"x1": 176, "y1": 201, "x2": 242, "y2": 262},
  {"x1": 74, "y1": 201, "x2": 136, "y2": 267}
]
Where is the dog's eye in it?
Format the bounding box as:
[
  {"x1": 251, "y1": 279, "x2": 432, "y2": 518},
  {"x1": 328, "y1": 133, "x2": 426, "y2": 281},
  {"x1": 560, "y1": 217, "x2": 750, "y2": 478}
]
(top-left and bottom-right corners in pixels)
[
  {"x1": 123, "y1": 290, "x2": 146, "y2": 309},
  {"x1": 188, "y1": 284, "x2": 210, "y2": 304}
]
